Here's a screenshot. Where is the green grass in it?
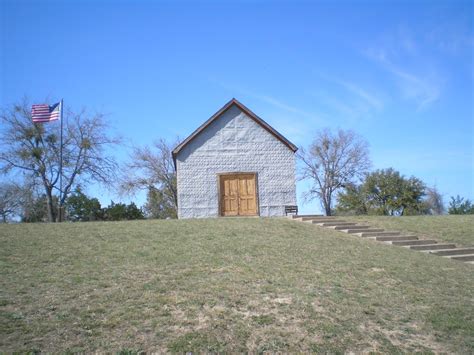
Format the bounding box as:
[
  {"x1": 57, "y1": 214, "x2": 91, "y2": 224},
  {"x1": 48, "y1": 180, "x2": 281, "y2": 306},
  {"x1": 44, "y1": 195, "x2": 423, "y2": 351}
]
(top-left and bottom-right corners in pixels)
[
  {"x1": 342, "y1": 215, "x2": 474, "y2": 247},
  {"x1": 0, "y1": 218, "x2": 473, "y2": 352}
]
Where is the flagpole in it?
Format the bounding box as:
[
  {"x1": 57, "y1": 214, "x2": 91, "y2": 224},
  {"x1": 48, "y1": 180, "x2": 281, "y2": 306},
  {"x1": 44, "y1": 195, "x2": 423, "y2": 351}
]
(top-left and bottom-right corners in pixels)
[{"x1": 59, "y1": 99, "x2": 64, "y2": 222}]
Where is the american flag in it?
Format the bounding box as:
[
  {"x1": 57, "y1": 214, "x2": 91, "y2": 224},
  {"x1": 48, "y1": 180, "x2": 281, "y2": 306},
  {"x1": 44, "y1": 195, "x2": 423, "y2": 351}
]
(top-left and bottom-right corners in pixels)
[{"x1": 31, "y1": 102, "x2": 61, "y2": 122}]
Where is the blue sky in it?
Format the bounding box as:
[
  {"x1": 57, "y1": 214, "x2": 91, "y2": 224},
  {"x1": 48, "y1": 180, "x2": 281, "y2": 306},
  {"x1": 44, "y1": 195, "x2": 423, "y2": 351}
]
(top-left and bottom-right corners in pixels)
[{"x1": 1, "y1": 0, "x2": 473, "y2": 213}]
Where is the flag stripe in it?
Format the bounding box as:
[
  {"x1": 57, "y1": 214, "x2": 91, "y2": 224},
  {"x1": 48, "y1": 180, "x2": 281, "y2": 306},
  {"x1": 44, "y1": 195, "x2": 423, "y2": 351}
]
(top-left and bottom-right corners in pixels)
[
  {"x1": 33, "y1": 115, "x2": 60, "y2": 119},
  {"x1": 32, "y1": 111, "x2": 59, "y2": 115}
]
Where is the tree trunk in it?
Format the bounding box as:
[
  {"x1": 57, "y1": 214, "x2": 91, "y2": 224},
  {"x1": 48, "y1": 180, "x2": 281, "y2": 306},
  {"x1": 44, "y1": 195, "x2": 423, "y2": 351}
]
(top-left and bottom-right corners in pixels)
[
  {"x1": 323, "y1": 192, "x2": 332, "y2": 216},
  {"x1": 325, "y1": 206, "x2": 332, "y2": 216},
  {"x1": 44, "y1": 187, "x2": 56, "y2": 222}
]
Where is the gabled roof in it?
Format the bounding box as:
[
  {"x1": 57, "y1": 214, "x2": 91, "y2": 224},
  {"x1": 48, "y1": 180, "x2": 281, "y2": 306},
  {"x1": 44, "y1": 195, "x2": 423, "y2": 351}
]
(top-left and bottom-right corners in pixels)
[{"x1": 172, "y1": 98, "x2": 298, "y2": 166}]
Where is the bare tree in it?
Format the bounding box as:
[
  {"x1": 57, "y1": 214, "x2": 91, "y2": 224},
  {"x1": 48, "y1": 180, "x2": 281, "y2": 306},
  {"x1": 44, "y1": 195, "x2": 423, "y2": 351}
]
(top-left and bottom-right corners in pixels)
[
  {"x1": 299, "y1": 129, "x2": 371, "y2": 216},
  {"x1": 120, "y1": 138, "x2": 178, "y2": 216},
  {"x1": 0, "y1": 182, "x2": 25, "y2": 222},
  {"x1": 425, "y1": 185, "x2": 444, "y2": 215},
  {"x1": 0, "y1": 98, "x2": 120, "y2": 222}
]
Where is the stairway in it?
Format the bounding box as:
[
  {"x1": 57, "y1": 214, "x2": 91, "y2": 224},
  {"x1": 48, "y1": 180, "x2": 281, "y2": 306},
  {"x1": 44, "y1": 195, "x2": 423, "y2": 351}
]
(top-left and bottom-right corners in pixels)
[{"x1": 290, "y1": 215, "x2": 474, "y2": 264}]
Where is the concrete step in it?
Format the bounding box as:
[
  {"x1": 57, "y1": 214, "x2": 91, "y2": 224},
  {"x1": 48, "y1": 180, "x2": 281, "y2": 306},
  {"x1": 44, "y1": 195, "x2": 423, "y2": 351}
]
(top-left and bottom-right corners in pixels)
[
  {"x1": 313, "y1": 220, "x2": 349, "y2": 225},
  {"x1": 307, "y1": 217, "x2": 339, "y2": 223},
  {"x1": 310, "y1": 220, "x2": 343, "y2": 225},
  {"x1": 448, "y1": 254, "x2": 474, "y2": 262},
  {"x1": 299, "y1": 218, "x2": 337, "y2": 223},
  {"x1": 294, "y1": 216, "x2": 328, "y2": 221},
  {"x1": 318, "y1": 222, "x2": 356, "y2": 227},
  {"x1": 334, "y1": 225, "x2": 370, "y2": 230},
  {"x1": 296, "y1": 218, "x2": 331, "y2": 223},
  {"x1": 312, "y1": 218, "x2": 345, "y2": 222},
  {"x1": 432, "y1": 248, "x2": 474, "y2": 256},
  {"x1": 342, "y1": 228, "x2": 384, "y2": 234},
  {"x1": 359, "y1": 231, "x2": 401, "y2": 237},
  {"x1": 292, "y1": 214, "x2": 327, "y2": 219},
  {"x1": 375, "y1": 235, "x2": 419, "y2": 242},
  {"x1": 410, "y1": 244, "x2": 456, "y2": 251},
  {"x1": 392, "y1": 239, "x2": 437, "y2": 246}
]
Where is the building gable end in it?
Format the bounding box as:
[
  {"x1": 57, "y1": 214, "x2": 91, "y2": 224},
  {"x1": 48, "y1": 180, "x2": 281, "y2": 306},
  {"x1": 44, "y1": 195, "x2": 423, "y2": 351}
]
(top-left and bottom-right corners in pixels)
[{"x1": 172, "y1": 98, "x2": 297, "y2": 168}]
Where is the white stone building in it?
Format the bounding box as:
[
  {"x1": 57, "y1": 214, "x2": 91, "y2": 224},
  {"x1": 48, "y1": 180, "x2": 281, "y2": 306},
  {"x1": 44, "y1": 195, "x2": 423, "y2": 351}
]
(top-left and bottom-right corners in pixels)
[{"x1": 172, "y1": 98, "x2": 297, "y2": 219}]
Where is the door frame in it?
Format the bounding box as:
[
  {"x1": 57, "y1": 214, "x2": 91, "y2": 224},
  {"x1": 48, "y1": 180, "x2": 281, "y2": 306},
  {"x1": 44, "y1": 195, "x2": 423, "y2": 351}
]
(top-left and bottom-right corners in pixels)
[{"x1": 217, "y1": 172, "x2": 260, "y2": 217}]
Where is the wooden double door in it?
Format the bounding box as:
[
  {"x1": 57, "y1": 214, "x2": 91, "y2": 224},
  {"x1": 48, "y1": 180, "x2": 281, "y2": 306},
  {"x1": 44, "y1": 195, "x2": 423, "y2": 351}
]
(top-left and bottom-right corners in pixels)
[{"x1": 219, "y1": 173, "x2": 258, "y2": 216}]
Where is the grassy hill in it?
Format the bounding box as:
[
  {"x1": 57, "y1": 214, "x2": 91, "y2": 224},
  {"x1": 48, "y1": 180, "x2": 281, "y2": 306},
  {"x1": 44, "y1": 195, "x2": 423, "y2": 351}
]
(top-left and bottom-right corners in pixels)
[{"x1": 1, "y1": 217, "x2": 473, "y2": 352}]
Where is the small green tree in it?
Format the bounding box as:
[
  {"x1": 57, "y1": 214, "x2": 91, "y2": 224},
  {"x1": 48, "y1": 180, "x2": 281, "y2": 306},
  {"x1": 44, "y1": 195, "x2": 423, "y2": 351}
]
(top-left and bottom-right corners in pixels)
[
  {"x1": 104, "y1": 201, "x2": 127, "y2": 221},
  {"x1": 335, "y1": 183, "x2": 368, "y2": 215},
  {"x1": 104, "y1": 201, "x2": 144, "y2": 221},
  {"x1": 363, "y1": 168, "x2": 425, "y2": 216},
  {"x1": 65, "y1": 188, "x2": 102, "y2": 221},
  {"x1": 448, "y1": 195, "x2": 474, "y2": 214},
  {"x1": 336, "y1": 168, "x2": 426, "y2": 216},
  {"x1": 125, "y1": 202, "x2": 145, "y2": 220},
  {"x1": 363, "y1": 168, "x2": 403, "y2": 215},
  {"x1": 143, "y1": 186, "x2": 177, "y2": 219},
  {"x1": 398, "y1": 176, "x2": 427, "y2": 215}
]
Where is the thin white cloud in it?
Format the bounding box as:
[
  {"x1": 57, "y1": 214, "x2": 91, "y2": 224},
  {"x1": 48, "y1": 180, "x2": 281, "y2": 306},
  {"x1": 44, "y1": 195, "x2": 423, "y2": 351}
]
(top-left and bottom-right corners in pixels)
[
  {"x1": 387, "y1": 64, "x2": 440, "y2": 110},
  {"x1": 365, "y1": 39, "x2": 442, "y2": 111},
  {"x1": 268, "y1": 115, "x2": 313, "y2": 146},
  {"x1": 335, "y1": 80, "x2": 384, "y2": 110},
  {"x1": 255, "y1": 95, "x2": 315, "y2": 120},
  {"x1": 310, "y1": 73, "x2": 384, "y2": 122},
  {"x1": 206, "y1": 78, "x2": 329, "y2": 145},
  {"x1": 209, "y1": 78, "x2": 327, "y2": 124}
]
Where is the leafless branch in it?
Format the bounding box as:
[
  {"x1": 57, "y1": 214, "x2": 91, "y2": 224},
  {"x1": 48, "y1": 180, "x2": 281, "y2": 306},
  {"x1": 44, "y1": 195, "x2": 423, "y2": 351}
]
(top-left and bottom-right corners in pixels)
[{"x1": 298, "y1": 128, "x2": 371, "y2": 215}]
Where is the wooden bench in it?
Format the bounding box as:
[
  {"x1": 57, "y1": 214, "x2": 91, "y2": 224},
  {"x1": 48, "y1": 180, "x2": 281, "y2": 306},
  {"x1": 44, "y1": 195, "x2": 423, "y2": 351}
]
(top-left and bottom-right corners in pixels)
[{"x1": 285, "y1": 205, "x2": 298, "y2": 216}]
